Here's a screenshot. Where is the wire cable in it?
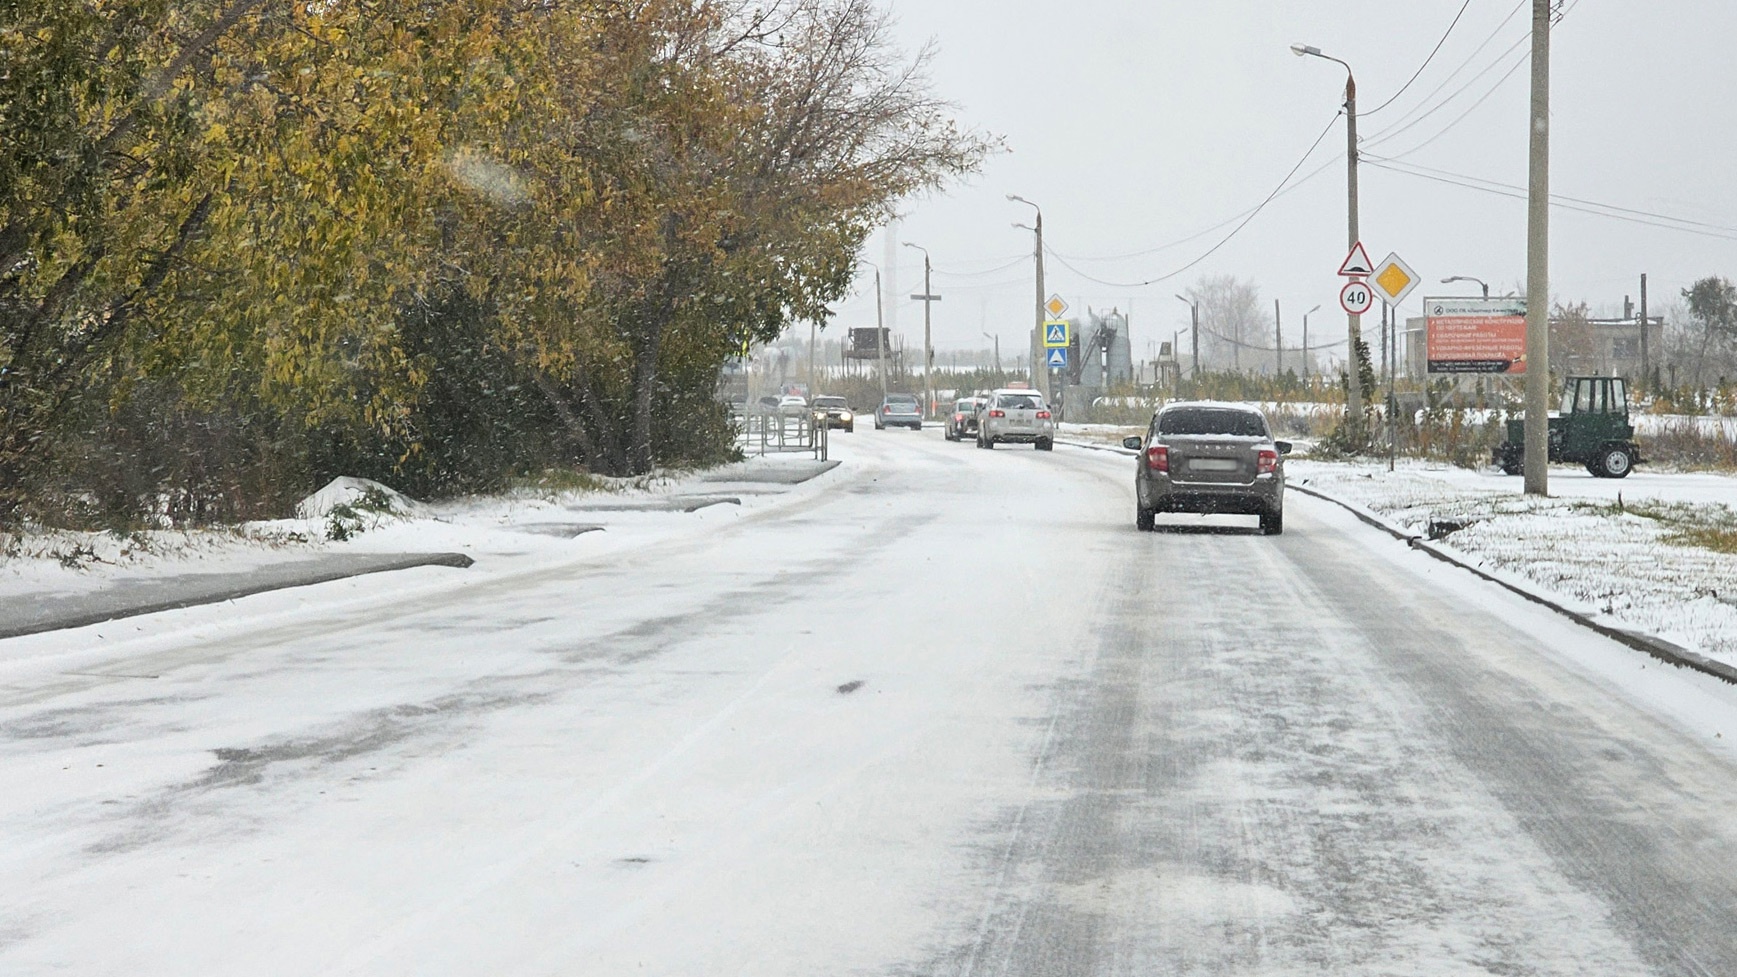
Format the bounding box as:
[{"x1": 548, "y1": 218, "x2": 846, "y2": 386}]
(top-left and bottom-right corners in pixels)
[
  {"x1": 1364, "y1": 47, "x2": 1528, "y2": 161},
  {"x1": 1363, "y1": 0, "x2": 1476, "y2": 116},
  {"x1": 1363, "y1": 158, "x2": 1737, "y2": 241},
  {"x1": 1043, "y1": 109, "x2": 1344, "y2": 289},
  {"x1": 931, "y1": 255, "x2": 1030, "y2": 279}
]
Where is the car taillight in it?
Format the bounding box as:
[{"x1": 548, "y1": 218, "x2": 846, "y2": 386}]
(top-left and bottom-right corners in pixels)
[
  {"x1": 882, "y1": 406, "x2": 891, "y2": 413},
  {"x1": 1146, "y1": 445, "x2": 1169, "y2": 473},
  {"x1": 1035, "y1": 410, "x2": 1051, "y2": 419},
  {"x1": 953, "y1": 413, "x2": 963, "y2": 421},
  {"x1": 989, "y1": 409, "x2": 1006, "y2": 418},
  {"x1": 1257, "y1": 448, "x2": 1278, "y2": 475}
]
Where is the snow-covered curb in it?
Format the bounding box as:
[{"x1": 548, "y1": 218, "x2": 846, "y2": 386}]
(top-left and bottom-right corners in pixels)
[
  {"x1": 1288, "y1": 457, "x2": 1737, "y2": 670},
  {"x1": 1288, "y1": 480, "x2": 1737, "y2": 687}
]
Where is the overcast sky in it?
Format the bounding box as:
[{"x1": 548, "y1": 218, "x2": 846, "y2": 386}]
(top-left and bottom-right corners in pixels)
[{"x1": 831, "y1": 0, "x2": 1737, "y2": 360}]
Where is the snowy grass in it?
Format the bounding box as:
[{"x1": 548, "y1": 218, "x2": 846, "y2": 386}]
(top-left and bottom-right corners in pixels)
[{"x1": 1292, "y1": 459, "x2": 1737, "y2": 666}]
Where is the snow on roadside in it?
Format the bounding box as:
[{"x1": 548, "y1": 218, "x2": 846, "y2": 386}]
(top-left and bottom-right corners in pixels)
[
  {"x1": 0, "y1": 454, "x2": 839, "y2": 606},
  {"x1": 1290, "y1": 458, "x2": 1737, "y2": 667}
]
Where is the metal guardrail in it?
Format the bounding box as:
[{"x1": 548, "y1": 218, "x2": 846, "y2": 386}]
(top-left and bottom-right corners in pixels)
[{"x1": 733, "y1": 407, "x2": 828, "y2": 461}]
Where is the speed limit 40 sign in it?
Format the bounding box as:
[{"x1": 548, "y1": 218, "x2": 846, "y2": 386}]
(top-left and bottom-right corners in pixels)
[{"x1": 1340, "y1": 279, "x2": 1374, "y2": 316}]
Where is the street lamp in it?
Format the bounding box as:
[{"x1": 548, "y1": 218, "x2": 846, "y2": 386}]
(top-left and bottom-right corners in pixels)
[
  {"x1": 981, "y1": 330, "x2": 1000, "y2": 373},
  {"x1": 1007, "y1": 195, "x2": 1046, "y2": 399},
  {"x1": 1174, "y1": 294, "x2": 1199, "y2": 380},
  {"x1": 1293, "y1": 42, "x2": 1366, "y2": 432},
  {"x1": 1301, "y1": 304, "x2": 1322, "y2": 382},
  {"x1": 901, "y1": 241, "x2": 937, "y2": 419},
  {"x1": 1440, "y1": 275, "x2": 1490, "y2": 299}
]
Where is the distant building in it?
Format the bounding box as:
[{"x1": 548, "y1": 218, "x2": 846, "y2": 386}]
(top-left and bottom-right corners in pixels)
[{"x1": 1559, "y1": 316, "x2": 1664, "y2": 378}]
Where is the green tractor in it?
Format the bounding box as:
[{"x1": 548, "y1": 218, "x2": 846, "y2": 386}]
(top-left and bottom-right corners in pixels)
[{"x1": 1492, "y1": 375, "x2": 1643, "y2": 479}]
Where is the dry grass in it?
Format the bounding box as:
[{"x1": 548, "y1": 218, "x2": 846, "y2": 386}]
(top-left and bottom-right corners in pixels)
[
  {"x1": 1626, "y1": 500, "x2": 1737, "y2": 555},
  {"x1": 1641, "y1": 417, "x2": 1737, "y2": 471}
]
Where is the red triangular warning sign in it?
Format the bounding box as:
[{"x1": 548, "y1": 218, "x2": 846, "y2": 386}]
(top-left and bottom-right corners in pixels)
[{"x1": 1337, "y1": 242, "x2": 1374, "y2": 277}]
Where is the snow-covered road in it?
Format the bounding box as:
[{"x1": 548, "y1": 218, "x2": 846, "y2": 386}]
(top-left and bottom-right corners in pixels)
[{"x1": 8, "y1": 431, "x2": 1737, "y2": 975}]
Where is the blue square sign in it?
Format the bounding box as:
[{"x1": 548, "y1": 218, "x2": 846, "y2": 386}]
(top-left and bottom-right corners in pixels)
[{"x1": 1045, "y1": 347, "x2": 1068, "y2": 369}]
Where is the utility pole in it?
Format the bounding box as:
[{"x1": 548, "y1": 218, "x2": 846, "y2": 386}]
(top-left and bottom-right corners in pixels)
[
  {"x1": 873, "y1": 268, "x2": 887, "y2": 401},
  {"x1": 904, "y1": 242, "x2": 940, "y2": 419},
  {"x1": 1292, "y1": 44, "x2": 1365, "y2": 432},
  {"x1": 1640, "y1": 272, "x2": 1650, "y2": 392},
  {"x1": 1274, "y1": 300, "x2": 1283, "y2": 376},
  {"x1": 1174, "y1": 295, "x2": 1199, "y2": 391},
  {"x1": 1302, "y1": 304, "x2": 1320, "y2": 384},
  {"x1": 1523, "y1": 0, "x2": 1551, "y2": 496},
  {"x1": 1008, "y1": 195, "x2": 1045, "y2": 399}
]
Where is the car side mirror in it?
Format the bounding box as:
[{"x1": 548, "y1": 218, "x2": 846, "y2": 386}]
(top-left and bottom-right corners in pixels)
[
  {"x1": 1122, "y1": 436, "x2": 1143, "y2": 450},
  {"x1": 1275, "y1": 440, "x2": 1293, "y2": 455}
]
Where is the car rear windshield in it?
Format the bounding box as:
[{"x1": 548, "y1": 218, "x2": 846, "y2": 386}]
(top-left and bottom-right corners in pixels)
[
  {"x1": 996, "y1": 394, "x2": 1043, "y2": 410},
  {"x1": 1158, "y1": 408, "x2": 1268, "y2": 437},
  {"x1": 886, "y1": 395, "x2": 917, "y2": 405},
  {"x1": 955, "y1": 401, "x2": 976, "y2": 412}
]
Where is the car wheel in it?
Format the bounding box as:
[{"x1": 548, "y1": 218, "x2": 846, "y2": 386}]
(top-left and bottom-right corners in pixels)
[
  {"x1": 1036, "y1": 438, "x2": 1053, "y2": 451},
  {"x1": 984, "y1": 436, "x2": 995, "y2": 449},
  {"x1": 1596, "y1": 445, "x2": 1633, "y2": 479},
  {"x1": 1136, "y1": 504, "x2": 1155, "y2": 532},
  {"x1": 1260, "y1": 508, "x2": 1284, "y2": 536}
]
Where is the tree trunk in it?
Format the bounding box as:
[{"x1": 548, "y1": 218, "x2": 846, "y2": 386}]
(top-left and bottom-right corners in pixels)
[{"x1": 628, "y1": 316, "x2": 667, "y2": 476}]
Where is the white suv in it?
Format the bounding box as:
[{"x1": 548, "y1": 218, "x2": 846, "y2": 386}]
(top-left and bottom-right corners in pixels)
[{"x1": 977, "y1": 389, "x2": 1055, "y2": 450}]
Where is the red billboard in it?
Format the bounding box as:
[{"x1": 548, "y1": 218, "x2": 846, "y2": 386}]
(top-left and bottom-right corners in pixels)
[{"x1": 1425, "y1": 298, "x2": 1528, "y2": 374}]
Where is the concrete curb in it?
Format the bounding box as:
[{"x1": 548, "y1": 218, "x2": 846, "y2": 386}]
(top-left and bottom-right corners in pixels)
[
  {"x1": 1056, "y1": 439, "x2": 1136, "y2": 456},
  {"x1": 1, "y1": 552, "x2": 475, "y2": 641},
  {"x1": 1289, "y1": 482, "x2": 1737, "y2": 687}
]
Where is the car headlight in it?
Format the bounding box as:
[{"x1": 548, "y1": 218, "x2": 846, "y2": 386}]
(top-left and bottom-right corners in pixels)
[{"x1": 840, "y1": 411, "x2": 853, "y2": 420}]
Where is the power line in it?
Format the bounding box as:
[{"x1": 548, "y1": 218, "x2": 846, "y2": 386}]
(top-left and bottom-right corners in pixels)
[
  {"x1": 1362, "y1": 0, "x2": 1527, "y2": 138},
  {"x1": 932, "y1": 255, "x2": 1030, "y2": 279},
  {"x1": 1043, "y1": 4, "x2": 1519, "y2": 270},
  {"x1": 1043, "y1": 109, "x2": 1345, "y2": 289},
  {"x1": 1363, "y1": 0, "x2": 1476, "y2": 116},
  {"x1": 1364, "y1": 0, "x2": 1582, "y2": 157},
  {"x1": 1363, "y1": 158, "x2": 1737, "y2": 241},
  {"x1": 1364, "y1": 49, "x2": 1528, "y2": 162}
]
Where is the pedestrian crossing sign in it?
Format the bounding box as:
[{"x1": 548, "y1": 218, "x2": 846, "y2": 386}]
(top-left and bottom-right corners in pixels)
[
  {"x1": 1043, "y1": 320, "x2": 1070, "y2": 348},
  {"x1": 1045, "y1": 347, "x2": 1069, "y2": 369}
]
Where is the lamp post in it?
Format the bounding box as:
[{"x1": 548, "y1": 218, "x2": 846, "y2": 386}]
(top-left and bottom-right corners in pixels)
[
  {"x1": 982, "y1": 331, "x2": 1000, "y2": 373},
  {"x1": 857, "y1": 259, "x2": 888, "y2": 402},
  {"x1": 1174, "y1": 294, "x2": 1199, "y2": 384},
  {"x1": 1008, "y1": 195, "x2": 1045, "y2": 398},
  {"x1": 1440, "y1": 275, "x2": 1490, "y2": 299},
  {"x1": 1302, "y1": 304, "x2": 1321, "y2": 384},
  {"x1": 902, "y1": 242, "x2": 938, "y2": 419},
  {"x1": 1293, "y1": 42, "x2": 1365, "y2": 435}
]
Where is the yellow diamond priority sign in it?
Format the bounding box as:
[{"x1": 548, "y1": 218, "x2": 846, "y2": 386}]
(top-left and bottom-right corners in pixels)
[
  {"x1": 1370, "y1": 252, "x2": 1420, "y2": 306},
  {"x1": 1045, "y1": 293, "x2": 1069, "y2": 319}
]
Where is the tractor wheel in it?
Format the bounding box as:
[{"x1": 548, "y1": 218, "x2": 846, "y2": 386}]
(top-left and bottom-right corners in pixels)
[
  {"x1": 1595, "y1": 445, "x2": 1634, "y2": 479},
  {"x1": 1497, "y1": 447, "x2": 1523, "y2": 476}
]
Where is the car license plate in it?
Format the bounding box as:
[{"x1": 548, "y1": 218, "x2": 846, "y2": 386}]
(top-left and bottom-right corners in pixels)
[{"x1": 1189, "y1": 458, "x2": 1239, "y2": 472}]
